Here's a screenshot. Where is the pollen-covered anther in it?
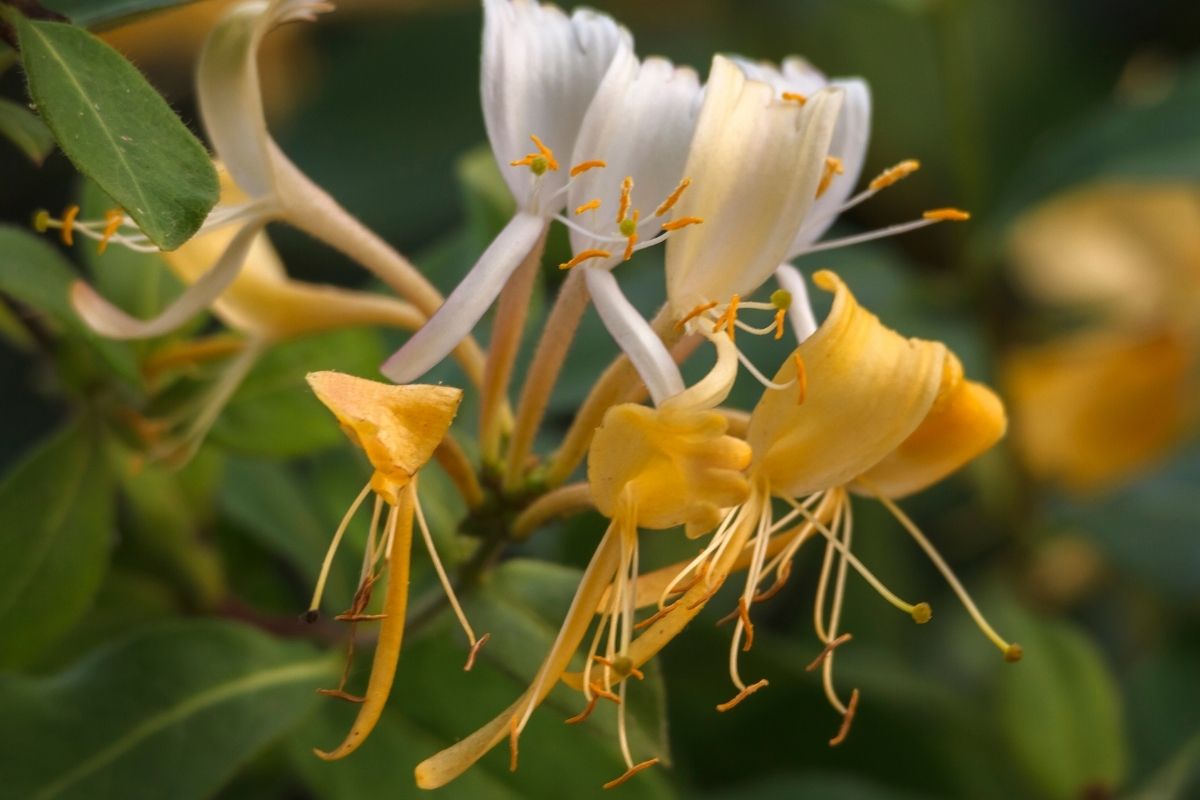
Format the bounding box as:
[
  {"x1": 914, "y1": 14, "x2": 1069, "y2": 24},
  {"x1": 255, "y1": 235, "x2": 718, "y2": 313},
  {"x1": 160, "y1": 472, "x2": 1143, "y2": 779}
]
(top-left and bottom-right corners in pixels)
[
  {"x1": 715, "y1": 678, "x2": 769, "y2": 712},
  {"x1": 805, "y1": 632, "x2": 853, "y2": 672},
  {"x1": 736, "y1": 597, "x2": 755, "y2": 652},
  {"x1": 674, "y1": 300, "x2": 718, "y2": 331},
  {"x1": 923, "y1": 207, "x2": 971, "y2": 222},
  {"x1": 869, "y1": 159, "x2": 922, "y2": 191},
  {"x1": 634, "y1": 600, "x2": 681, "y2": 629},
  {"x1": 616, "y1": 176, "x2": 634, "y2": 224},
  {"x1": 654, "y1": 177, "x2": 692, "y2": 217},
  {"x1": 575, "y1": 198, "x2": 602, "y2": 215},
  {"x1": 622, "y1": 210, "x2": 640, "y2": 261},
  {"x1": 60, "y1": 204, "x2": 80, "y2": 246},
  {"x1": 660, "y1": 216, "x2": 703, "y2": 232},
  {"x1": 829, "y1": 688, "x2": 860, "y2": 747},
  {"x1": 565, "y1": 694, "x2": 599, "y2": 725},
  {"x1": 602, "y1": 758, "x2": 661, "y2": 790},
  {"x1": 588, "y1": 682, "x2": 622, "y2": 704},
  {"x1": 569, "y1": 159, "x2": 606, "y2": 177},
  {"x1": 316, "y1": 688, "x2": 366, "y2": 704},
  {"x1": 97, "y1": 208, "x2": 125, "y2": 255},
  {"x1": 782, "y1": 91, "x2": 807, "y2": 105},
  {"x1": 793, "y1": 352, "x2": 808, "y2": 404},
  {"x1": 463, "y1": 632, "x2": 491, "y2": 671},
  {"x1": 559, "y1": 248, "x2": 612, "y2": 270},
  {"x1": 712, "y1": 295, "x2": 740, "y2": 340},
  {"x1": 817, "y1": 156, "x2": 845, "y2": 199}
]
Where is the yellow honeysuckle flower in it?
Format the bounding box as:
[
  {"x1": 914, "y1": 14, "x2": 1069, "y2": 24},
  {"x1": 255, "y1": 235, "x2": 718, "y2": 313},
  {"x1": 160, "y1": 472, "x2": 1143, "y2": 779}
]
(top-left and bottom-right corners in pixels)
[{"x1": 302, "y1": 371, "x2": 488, "y2": 761}]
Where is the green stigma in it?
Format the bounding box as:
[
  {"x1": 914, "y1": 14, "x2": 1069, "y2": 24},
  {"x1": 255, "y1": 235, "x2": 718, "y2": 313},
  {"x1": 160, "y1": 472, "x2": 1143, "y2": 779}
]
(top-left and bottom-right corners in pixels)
[
  {"x1": 31, "y1": 209, "x2": 50, "y2": 233},
  {"x1": 618, "y1": 217, "x2": 638, "y2": 237},
  {"x1": 530, "y1": 156, "x2": 548, "y2": 176},
  {"x1": 770, "y1": 289, "x2": 792, "y2": 310}
]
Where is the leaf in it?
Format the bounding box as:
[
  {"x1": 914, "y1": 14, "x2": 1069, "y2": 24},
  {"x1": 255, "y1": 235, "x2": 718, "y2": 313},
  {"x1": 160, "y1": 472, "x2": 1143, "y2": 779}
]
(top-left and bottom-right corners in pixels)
[
  {"x1": 12, "y1": 15, "x2": 218, "y2": 250},
  {"x1": 40, "y1": 0, "x2": 203, "y2": 29},
  {"x1": 995, "y1": 609, "x2": 1127, "y2": 800},
  {"x1": 0, "y1": 420, "x2": 114, "y2": 668},
  {"x1": 0, "y1": 620, "x2": 336, "y2": 800},
  {"x1": 0, "y1": 97, "x2": 55, "y2": 164},
  {"x1": 702, "y1": 773, "x2": 933, "y2": 800},
  {"x1": 1126, "y1": 734, "x2": 1200, "y2": 800}
]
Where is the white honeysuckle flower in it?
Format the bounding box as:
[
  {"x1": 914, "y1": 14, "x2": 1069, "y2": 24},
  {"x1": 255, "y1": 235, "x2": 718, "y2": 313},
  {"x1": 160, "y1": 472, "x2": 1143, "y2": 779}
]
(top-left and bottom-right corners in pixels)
[{"x1": 381, "y1": 0, "x2": 631, "y2": 383}]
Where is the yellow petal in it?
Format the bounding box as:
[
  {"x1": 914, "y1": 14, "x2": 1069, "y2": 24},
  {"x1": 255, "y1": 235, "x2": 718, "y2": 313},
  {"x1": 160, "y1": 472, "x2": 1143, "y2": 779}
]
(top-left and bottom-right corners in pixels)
[
  {"x1": 313, "y1": 486, "x2": 415, "y2": 761},
  {"x1": 414, "y1": 528, "x2": 623, "y2": 790},
  {"x1": 853, "y1": 352, "x2": 1007, "y2": 498},
  {"x1": 1002, "y1": 328, "x2": 1192, "y2": 492},
  {"x1": 588, "y1": 402, "x2": 751, "y2": 533},
  {"x1": 306, "y1": 372, "x2": 462, "y2": 502},
  {"x1": 747, "y1": 270, "x2": 946, "y2": 497}
]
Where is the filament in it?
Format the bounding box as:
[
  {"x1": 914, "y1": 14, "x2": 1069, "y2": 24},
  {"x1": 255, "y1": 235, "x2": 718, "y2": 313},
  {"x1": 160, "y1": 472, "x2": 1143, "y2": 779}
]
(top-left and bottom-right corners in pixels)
[{"x1": 308, "y1": 479, "x2": 373, "y2": 617}]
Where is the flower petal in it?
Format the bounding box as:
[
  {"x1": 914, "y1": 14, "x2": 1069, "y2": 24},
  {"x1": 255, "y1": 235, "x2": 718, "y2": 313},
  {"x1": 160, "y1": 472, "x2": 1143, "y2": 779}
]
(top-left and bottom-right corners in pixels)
[
  {"x1": 664, "y1": 56, "x2": 843, "y2": 316},
  {"x1": 380, "y1": 211, "x2": 546, "y2": 383},
  {"x1": 773, "y1": 264, "x2": 819, "y2": 342},
  {"x1": 747, "y1": 270, "x2": 946, "y2": 497},
  {"x1": 482, "y1": 0, "x2": 630, "y2": 210},
  {"x1": 71, "y1": 219, "x2": 265, "y2": 339},
  {"x1": 853, "y1": 352, "x2": 1007, "y2": 499}
]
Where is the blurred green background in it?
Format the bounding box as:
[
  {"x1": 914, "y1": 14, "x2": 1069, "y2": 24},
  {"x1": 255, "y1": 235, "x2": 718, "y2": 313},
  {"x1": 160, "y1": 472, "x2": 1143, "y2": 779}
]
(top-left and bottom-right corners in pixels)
[{"x1": 1, "y1": 0, "x2": 1199, "y2": 798}]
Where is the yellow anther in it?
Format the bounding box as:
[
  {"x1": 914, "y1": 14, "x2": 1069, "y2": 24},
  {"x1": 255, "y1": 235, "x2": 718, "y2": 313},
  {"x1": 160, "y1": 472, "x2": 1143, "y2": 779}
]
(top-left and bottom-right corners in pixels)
[
  {"x1": 773, "y1": 308, "x2": 787, "y2": 340},
  {"x1": 97, "y1": 208, "x2": 124, "y2": 255},
  {"x1": 60, "y1": 204, "x2": 80, "y2": 247},
  {"x1": 793, "y1": 352, "x2": 807, "y2": 404},
  {"x1": 529, "y1": 134, "x2": 559, "y2": 171},
  {"x1": 715, "y1": 678, "x2": 769, "y2": 712},
  {"x1": 654, "y1": 177, "x2": 691, "y2": 217},
  {"x1": 31, "y1": 209, "x2": 50, "y2": 233},
  {"x1": 602, "y1": 758, "x2": 661, "y2": 790},
  {"x1": 569, "y1": 159, "x2": 606, "y2": 177},
  {"x1": 869, "y1": 159, "x2": 921, "y2": 191},
  {"x1": 782, "y1": 91, "x2": 808, "y2": 105},
  {"x1": 816, "y1": 156, "x2": 845, "y2": 199},
  {"x1": 616, "y1": 176, "x2": 634, "y2": 224},
  {"x1": 712, "y1": 295, "x2": 740, "y2": 341},
  {"x1": 559, "y1": 249, "x2": 612, "y2": 270},
  {"x1": 923, "y1": 207, "x2": 971, "y2": 222},
  {"x1": 674, "y1": 301, "x2": 718, "y2": 331},
  {"x1": 575, "y1": 198, "x2": 602, "y2": 215},
  {"x1": 622, "y1": 210, "x2": 639, "y2": 261},
  {"x1": 660, "y1": 216, "x2": 703, "y2": 232}
]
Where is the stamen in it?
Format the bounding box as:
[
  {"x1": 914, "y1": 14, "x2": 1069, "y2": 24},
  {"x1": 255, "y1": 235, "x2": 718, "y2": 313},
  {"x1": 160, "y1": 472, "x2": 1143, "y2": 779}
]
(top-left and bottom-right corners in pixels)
[
  {"x1": 805, "y1": 632, "x2": 853, "y2": 672},
  {"x1": 616, "y1": 176, "x2": 633, "y2": 224},
  {"x1": 508, "y1": 716, "x2": 520, "y2": 772},
  {"x1": 685, "y1": 579, "x2": 723, "y2": 610},
  {"x1": 622, "y1": 210, "x2": 640, "y2": 261},
  {"x1": 602, "y1": 758, "x2": 660, "y2": 790},
  {"x1": 594, "y1": 656, "x2": 644, "y2": 681},
  {"x1": 753, "y1": 559, "x2": 792, "y2": 603},
  {"x1": 565, "y1": 695, "x2": 599, "y2": 725},
  {"x1": 782, "y1": 91, "x2": 807, "y2": 105},
  {"x1": 464, "y1": 632, "x2": 491, "y2": 672},
  {"x1": 588, "y1": 682, "x2": 621, "y2": 704},
  {"x1": 869, "y1": 159, "x2": 921, "y2": 191},
  {"x1": 829, "y1": 688, "x2": 860, "y2": 747},
  {"x1": 308, "y1": 480, "x2": 374, "y2": 618},
  {"x1": 654, "y1": 178, "x2": 691, "y2": 216},
  {"x1": 634, "y1": 601, "x2": 680, "y2": 630},
  {"x1": 60, "y1": 204, "x2": 80, "y2": 246},
  {"x1": 97, "y1": 209, "x2": 124, "y2": 254},
  {"x1": 712, "y1": 295, "x2": 740, "y2": 340},
  {"x1": 529, "y1": 134, "x2": 559, "y2": 171},
  {"x1": 559, "y1": 249, "x2": 612, "y2": 270},
  {"x1": 816, "y1": 156, "x2": 845, "y2": 199},
  {"x1": 316, "y1": 688, "x2": 365, "y2": 703},
  {"x1": 575, "y1": 198, "x2": 602, "y2": 215},
  {"x1": 794, "y1": 353, "x2": 808, "y2": 404},
  {"x1": 923, "y1": 207, "x2": 971, "y2": 222},
  {"x1": 770, "y1": 309, "x2": 785, "y2": 340},
  {"x1": 736, "y1": 597, "x2": 755, "y2": 652},
  {"x1": 660, "y1": 216, "x2": 703, "y2": 232},
  {"x1": 674, "y1": 301, "x2": 718, "y2": 331},
  {"x1": 334, "y1": 612, "x2": 387, "y2": 622},
  {"x1": 715, "y1": 678, "x2": 769, "y2": 712},
  {"x1": 569, "y1": 159, "x2": 606, "y2": 177}
]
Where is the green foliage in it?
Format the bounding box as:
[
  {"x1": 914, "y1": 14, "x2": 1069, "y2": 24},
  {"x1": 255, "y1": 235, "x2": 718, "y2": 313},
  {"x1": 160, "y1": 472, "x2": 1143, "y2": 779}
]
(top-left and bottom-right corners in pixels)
[
  {"x1": 0, "y1": 620, "x2": 336, "y2": 799},
  {"x1": 41, "y1": 0, "x2": 201, "y2": 29},
  {"x1": 11, "y1": 15, "x2": 217, "y2": 250},
  {"x1": 0, "y1": 420, "x2": 113, "y2": 668},
  {"x1": 0, "y1": 96, "x2": 55, "y2": 164}
]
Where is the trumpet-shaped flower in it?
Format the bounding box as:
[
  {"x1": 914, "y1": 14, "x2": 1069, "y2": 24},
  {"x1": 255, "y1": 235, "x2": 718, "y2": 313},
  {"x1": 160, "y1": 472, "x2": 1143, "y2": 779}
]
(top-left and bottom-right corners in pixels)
[
  {"x1": 303, "y1": 372, "x2": 488, "y2": 760},
  {"x1": 381, "y1": 0, "x2": 631, "y2": 383}
]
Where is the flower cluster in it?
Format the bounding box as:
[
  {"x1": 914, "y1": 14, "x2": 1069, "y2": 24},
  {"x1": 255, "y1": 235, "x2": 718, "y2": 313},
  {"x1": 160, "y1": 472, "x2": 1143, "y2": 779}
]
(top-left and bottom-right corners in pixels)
[{"x1": 48, "y1": 0, "x2": 1020, "y2": 791}]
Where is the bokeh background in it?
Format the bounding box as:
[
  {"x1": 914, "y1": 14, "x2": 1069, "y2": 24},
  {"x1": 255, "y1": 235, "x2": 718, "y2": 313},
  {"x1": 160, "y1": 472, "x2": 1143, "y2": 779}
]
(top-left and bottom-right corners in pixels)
[{"x1": 1, "y1": 0, "x2": 1199, "y2": 798}]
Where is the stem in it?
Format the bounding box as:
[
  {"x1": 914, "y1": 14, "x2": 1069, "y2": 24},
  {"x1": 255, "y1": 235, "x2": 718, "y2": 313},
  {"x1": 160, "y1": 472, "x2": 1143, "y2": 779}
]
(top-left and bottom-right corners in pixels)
[
  {"x1": 503, "y1": 267, "x2": 590, "y2": 490},
  {"x1": 434, "y1": 434, "x2": 484, "y2": 509},
  {"x1": 480, "y1": 227, "x2": 548, "y2": 463},
  {"x1": 544, "y1": 307, "x2": 682, "y2": 487},
  {"x1": 512, "y1": 482, "x2": 594, "y2": 540}
]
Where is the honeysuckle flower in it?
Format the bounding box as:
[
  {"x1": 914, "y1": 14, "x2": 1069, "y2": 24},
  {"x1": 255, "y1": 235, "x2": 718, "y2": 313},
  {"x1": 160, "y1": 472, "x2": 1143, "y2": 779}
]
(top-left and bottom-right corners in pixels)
[
  {"x1": 413, "y1": 343, "x2": 751, "y2": 790},
  {"x1": 381, "y1": 0, "x2": 630, "y2": 383},
  {"x1": 1002, "y1": 183, "x2": 1200, "y2": 491},
  {"x1": 303, "y1": 371, "x2": 489, "y2": 761}
]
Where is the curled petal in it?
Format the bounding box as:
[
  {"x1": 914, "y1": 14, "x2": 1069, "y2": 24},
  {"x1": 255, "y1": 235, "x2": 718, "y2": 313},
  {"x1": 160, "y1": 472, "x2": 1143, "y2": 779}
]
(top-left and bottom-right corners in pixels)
[
  {"x1": 747, "y1": 270, "x2": 946, "y2": 497},
  {"x1": 71, "y1": 220, "x2": 265, "y2": 339}
]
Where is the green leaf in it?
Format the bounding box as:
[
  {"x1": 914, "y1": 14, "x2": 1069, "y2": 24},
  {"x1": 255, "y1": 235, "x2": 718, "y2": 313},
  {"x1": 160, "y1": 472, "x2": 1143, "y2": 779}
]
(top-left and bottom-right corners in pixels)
[
  {"x1": 0, "y1": 620, "x2": 336, "y2": 800},
  {"x1": 12, "y1": 15, "x2": 218, "y2": 250},
  {"x1": 1127, "y1": 734, "x2": 1200, "y2": 800},
  {"x1": 995, "y1": 610, "x2": 1127, "y2": 800},
  {"x1": 0, "y1": 421, "x2": 114, "y2": 668},
  {"x1": 0, "y1": 96, "x2": 55, "y2": 164},
  {"x1": 0, "y1": 224, "x2": 141, "y2": 384},
  {"x1": 702, "y1": 773, "x2": 932, "y2": 800},
  {"x1": 40, "y1": 0, "x2": 203, "y2": 29}
]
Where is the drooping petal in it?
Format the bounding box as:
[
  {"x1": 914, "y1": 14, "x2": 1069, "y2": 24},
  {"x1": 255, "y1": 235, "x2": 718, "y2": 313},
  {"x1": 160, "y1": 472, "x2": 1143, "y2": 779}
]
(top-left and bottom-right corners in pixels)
[
  {"x1": 664, "y1": 56, "x2": 843, "y2": 316},
  {"x1": 380, "y1": 211, "x2": 546, "y2": 384},
  {"x1": 567, "y1": 53, "x2": 703, "y2": 254},
  {"x1": 71, "y1": 219, "x2": 266, "y2": 340},
  {"x1": 746, "y1": 270, "x2": 946, "y2": 497},
  {"x1": 306, "y1": 371, "x2": 462, "y2": 502},
  {"x1": 584, "y1": 267, "x2": 684, "y2": 405},
  {"x1": 482, "y1": 0, "x2": 631, "y2": 212},
  {"x1": 853, "y1": 352, "x2": 1007, "y2": 499}
]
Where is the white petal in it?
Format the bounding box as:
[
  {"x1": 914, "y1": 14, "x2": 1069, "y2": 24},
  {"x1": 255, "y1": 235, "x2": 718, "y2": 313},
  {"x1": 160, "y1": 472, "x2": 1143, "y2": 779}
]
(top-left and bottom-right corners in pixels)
[
  {"x1": 379, "y1": 211, "x2": 546, "y2": 383},
  {"x1": 773, "y1": 264, "x2": 818, "y2": 342},
  {"x1": 482, "y1": 0, "x2": 631, "y2": 211},
  {"x1": 567, "y1": 54, "x2": 702, "y2": 254},
  {"x1": 664, "y1": 55, "x2": 843, "y2": 315},
  {"x1": 584, "y1": 267, "x2": 683, "y2": 406},
  {"x1": 72, "y1": 220, "x2": 265, "y2": 340}
]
